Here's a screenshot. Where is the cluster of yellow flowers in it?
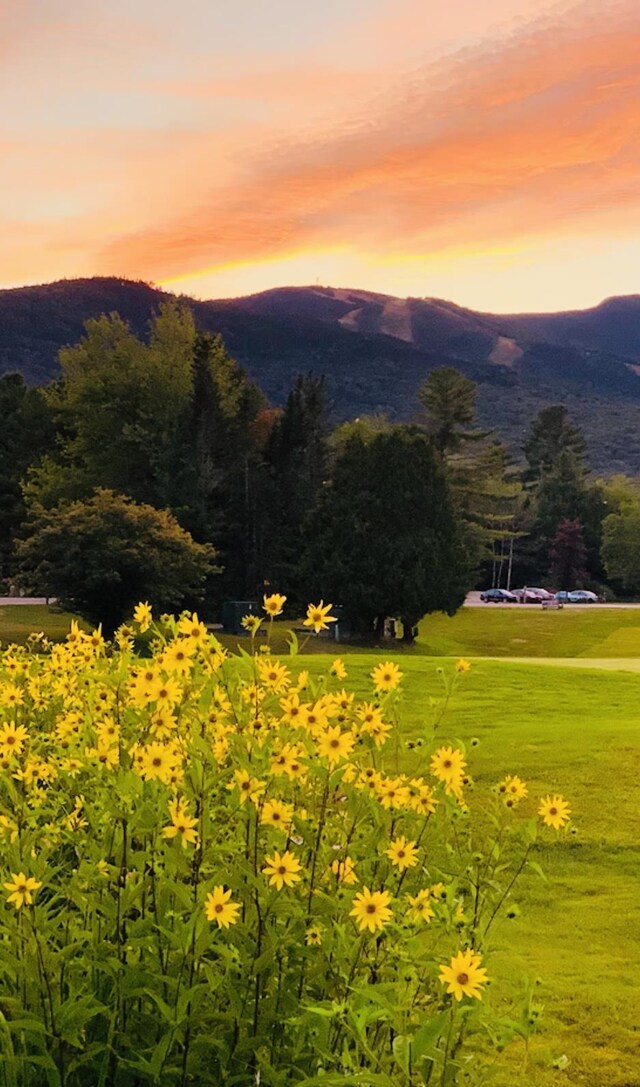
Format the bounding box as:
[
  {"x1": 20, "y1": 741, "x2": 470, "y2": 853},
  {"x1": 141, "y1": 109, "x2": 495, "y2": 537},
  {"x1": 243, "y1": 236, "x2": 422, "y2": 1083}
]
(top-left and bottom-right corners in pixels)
[{"x1": 0, "y1": 595, "x2": 570, "y2": 1022}]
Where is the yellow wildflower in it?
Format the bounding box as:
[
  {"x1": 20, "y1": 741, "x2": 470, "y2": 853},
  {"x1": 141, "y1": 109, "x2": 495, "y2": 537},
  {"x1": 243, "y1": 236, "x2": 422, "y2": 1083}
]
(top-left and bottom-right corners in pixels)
[
  {"x1": 303, "y1": 602, "x2": 337, "y2": 634},
  {"x1": 257, "y1": 657, "x2": 291, "y2": 693},
  {"x1": 177, "y1": 612, "x2": 209, "y2": 642},
  {"x1": 350, "y1": 887, "x2": 392, "y2": 933},
  {"x1": 204, "y1": 886, "x2": 241, "y2": 928},
  {"x1": 385, "y1": 835, "x2": 419, "y2": 872},
  {"x1": 241, "y1": 613, "x2": 262, "y2": 634},
  {"x1": 133, "y1": 602, "x2": 152, "y2": 632},
  {"x1": 228, "y1": 769, "x2": 266, "y2": 805},
  {"x1": 162, "y1": 798, "x2": 199, "y2": 848},
  {"x1": 263, "y1": 593, "x2": 287, "y2": 617},
  {"x1": 498, "y1": 774, "x2": 528, "y2": 806},
  {"x1": 407, "y1": 889, "x2": 434, "y2": 923},
  {"x1": 371, "y1": 661, "x2": 403, "y2": 692},
  {"x1": 262, "y1": 850, "x2": 303, "y2": 890},
  {"x1": 331, "y1": 855, "x2": 358, "y2": 885},
  {"x1": 261, "y1": 798, "x2": 294, "y2": 830},
  {"x1": 539, "y1": 795, "x2": 571, "y2": 829},
  {"x1": 430, "y1": 746, "x2": 466, "y2": 786},
  {"x1": 0, "y1": 722, "x2": 28, "y2": 759},
  {"x1": 0, "y1": 683, "x2": 24, "y2": 708},
  {"x1": 439, "y1": 949, "x2": 489, "y2": 1001},
  {"x1": 315, "y1": 726, "x2": 356, "y2": 767},
  {"x1": 4, "y1": 872, "x2": 42, "y2": 910}
]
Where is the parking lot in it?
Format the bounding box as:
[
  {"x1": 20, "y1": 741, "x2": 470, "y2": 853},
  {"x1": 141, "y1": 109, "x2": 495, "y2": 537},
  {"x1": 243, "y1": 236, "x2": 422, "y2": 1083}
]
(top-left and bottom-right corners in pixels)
[{"x1": 465, "y1": 591, "x2": 640, "y2": 609}]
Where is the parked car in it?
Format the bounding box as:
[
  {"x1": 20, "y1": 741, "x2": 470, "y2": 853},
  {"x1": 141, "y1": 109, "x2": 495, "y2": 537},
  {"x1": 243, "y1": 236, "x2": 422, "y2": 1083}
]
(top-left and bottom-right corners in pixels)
[
  {"x1": 554, "y1": 590, "x2": 599, "y2": 604},
  {"x1": 511, "y1": 588, "x2": 545, "y2": 603},
  {"x1": 479, "y1": 588, "x2": 518, "y2": 603},
  {"x1": 525, "y1": 587, "x2": 555, "y2": 600}
]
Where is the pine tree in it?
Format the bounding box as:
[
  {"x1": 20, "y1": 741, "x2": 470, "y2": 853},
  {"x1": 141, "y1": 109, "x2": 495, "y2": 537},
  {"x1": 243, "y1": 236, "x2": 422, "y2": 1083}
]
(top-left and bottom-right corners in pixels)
[
  {"x1": 419, "y1": 367, "x2": 487, "y2": 454},
  {"x1": 301, "y1": 427, "x2": 470, "y2": 640},
  {"x1": 263, "y1": 375, "x2": 330, "y2": 597},
  {"x1": 419, "y1": 368, "x2": 522, "y2": 580},
  {"x1": 549, "y1": 518, "x2": 587, "y2": 589},
  {"x1": 523, "y1": 405, "x2": 586, "y2": 483}
]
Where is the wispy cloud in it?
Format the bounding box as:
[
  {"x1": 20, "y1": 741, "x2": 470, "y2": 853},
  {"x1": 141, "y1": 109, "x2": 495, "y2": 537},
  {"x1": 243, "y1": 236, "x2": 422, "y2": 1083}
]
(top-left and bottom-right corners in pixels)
[
  {"x1": 1, "y1": 0, "x2": 639, "y2": 309},
  {"x1": 96, "y1": 1, "x2": 640, "y2": 279}
]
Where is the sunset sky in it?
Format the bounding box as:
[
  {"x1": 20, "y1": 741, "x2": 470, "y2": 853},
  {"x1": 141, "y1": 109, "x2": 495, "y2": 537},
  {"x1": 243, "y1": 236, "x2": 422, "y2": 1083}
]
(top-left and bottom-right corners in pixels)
[{"x1": 2, "y1": 0, "x2": 639, "y2": 311}]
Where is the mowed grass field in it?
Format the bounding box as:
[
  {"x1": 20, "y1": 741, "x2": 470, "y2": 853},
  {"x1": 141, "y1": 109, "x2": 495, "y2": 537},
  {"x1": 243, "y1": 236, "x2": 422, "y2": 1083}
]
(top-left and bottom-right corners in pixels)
[
  {"x1": 298, "y1": 654, "x2": 640, "y2": 1087},
  {"x1": 1, "y1": 604, "x2": 639, "y2": 1084},
  {"x1": 0, "y1": 604, "x2": 86, "y2": 644},
  {"x1": 415, "y1": 605, "x2": 640, "y2": 659},
  {"x1": 3, "y1": 601, "x2": 640, "y2": 660}
]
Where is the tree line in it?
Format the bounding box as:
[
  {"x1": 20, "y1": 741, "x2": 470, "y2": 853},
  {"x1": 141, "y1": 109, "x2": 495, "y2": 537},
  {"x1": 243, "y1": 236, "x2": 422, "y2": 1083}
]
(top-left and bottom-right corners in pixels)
[{"x1": 1, "y1": 302, "x2": 638, "y2": 635}]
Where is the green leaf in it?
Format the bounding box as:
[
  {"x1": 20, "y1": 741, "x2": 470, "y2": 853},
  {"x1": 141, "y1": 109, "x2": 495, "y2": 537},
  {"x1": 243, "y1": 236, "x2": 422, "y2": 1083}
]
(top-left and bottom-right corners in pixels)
[{"x1": 411, "y1": 1011, "x2": 449, "y2": 1062}]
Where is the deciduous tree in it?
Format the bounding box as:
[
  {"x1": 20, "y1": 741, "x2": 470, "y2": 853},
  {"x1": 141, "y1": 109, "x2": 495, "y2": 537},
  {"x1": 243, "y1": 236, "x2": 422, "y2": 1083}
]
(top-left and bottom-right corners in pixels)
[
  {"x1": 601, "y1": 501, "x2": 640, "y2": 593},
  {"x1": 17, "y1": 489, "x2": 219, "y2": 630}
]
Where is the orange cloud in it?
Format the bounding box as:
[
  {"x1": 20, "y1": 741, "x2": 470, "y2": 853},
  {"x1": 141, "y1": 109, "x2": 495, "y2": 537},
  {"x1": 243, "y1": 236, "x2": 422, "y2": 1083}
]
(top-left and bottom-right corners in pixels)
[{"x1": 95, "y1": 0, "x2": 640, "y2": 283}]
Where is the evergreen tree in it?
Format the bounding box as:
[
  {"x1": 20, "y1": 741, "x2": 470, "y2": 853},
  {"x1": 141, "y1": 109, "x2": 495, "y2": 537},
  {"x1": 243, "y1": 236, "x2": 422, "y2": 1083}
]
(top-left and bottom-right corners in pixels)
[
  {"x1": 26, "y1": 315, "x2": 266, "y2": 605},
  {"x1": 263, "y1": 375, "x2": 330, "y2": 597},
  {"x1": 523, "y1": 405, "x2": 586, "y2": 483},
  {"x1": 301, "y1": 427, "x2": 470, "y2": 640},
  {"x1": 0, "y1": 374, "x2": 55, "y2": 580},
  {"x1": 530, "y1": 450, "x2": 605, "y2": 579},
  {"x1": 418, "y1": 367, "x2": 485, "y2": 455},
  {"x1": 419, "y1": 369, "x2": 522, "y2": 581},
  {"x1": 181, "y1": 332, "x2": 266, "y2": 601},
  {"x1": 549, "y1": 518, "x2": 587, "y2": 588}
]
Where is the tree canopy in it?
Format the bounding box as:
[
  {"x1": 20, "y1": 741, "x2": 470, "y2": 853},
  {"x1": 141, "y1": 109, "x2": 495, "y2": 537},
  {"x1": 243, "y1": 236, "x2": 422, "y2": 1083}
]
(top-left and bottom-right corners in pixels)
[
  {"x1": 523, "y1": 405, "x2": 586, "y2": 483},
  {"x1": 418, "y1": 367, "x2": 482, "y2": 455},
  {"x1": 302, "y1": 427, "x2": 470, "y2": 638},
  {"x1": 17, "y1": 489, "x2": 218, "y2": 630}
]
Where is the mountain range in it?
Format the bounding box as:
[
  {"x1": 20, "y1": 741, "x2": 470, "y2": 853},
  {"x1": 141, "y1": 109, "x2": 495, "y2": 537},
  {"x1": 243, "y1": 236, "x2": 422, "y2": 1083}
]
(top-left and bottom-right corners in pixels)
[{"x1": 2, "y1": 277, "x2": 640, "y2": 473}]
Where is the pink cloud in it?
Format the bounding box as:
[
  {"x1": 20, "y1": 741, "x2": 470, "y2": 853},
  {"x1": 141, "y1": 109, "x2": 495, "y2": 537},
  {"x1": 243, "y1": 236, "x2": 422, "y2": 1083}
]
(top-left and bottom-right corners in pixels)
[{"x1": 93, "y1": 0, "x2": 640, "y2": 279}]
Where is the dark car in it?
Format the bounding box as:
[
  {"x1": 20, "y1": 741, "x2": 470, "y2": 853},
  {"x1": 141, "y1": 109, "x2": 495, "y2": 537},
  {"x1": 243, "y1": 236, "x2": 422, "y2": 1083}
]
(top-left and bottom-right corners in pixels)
[
  {"x1": 525, "y1": 587, "x2": 555, "y2": 600},
  {"x1": 480, "y1": 588, "x2": 518, "y2": 603},
  {"x1": 511, "y1": 588, "x2": 545, "y2": 603}
]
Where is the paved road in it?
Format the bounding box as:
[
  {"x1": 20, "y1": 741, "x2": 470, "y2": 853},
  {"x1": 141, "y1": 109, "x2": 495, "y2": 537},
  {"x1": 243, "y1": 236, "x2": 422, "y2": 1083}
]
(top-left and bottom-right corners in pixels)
[
  {"x1": 0, "y1": 597, "x2": 52, "y2": 606},
  {"x1": 465, "y1": 591, "x2": 640, "y2": 609},
  {"x1": 477, "y1": 656, "x2": 640, "y2": 671}
]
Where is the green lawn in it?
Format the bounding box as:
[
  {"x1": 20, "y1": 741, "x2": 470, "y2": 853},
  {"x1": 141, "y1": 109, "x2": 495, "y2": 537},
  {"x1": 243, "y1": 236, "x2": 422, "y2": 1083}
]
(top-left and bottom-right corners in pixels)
[
  {"x1": 4, "y1": 602, "x2": 640, "y2": 662},
  {"x1": 0, "y1": 604, "x2": 86, "y2": 644},
  {"x1": 299, "y1": 654, "x2": 640, "y2": 1087},
  {"x1": 416, "y1": 606, "x2": 640, "y2": 659},
  {"x1": 219, "y1": 606, "x2": 640, "y2": 660}
]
